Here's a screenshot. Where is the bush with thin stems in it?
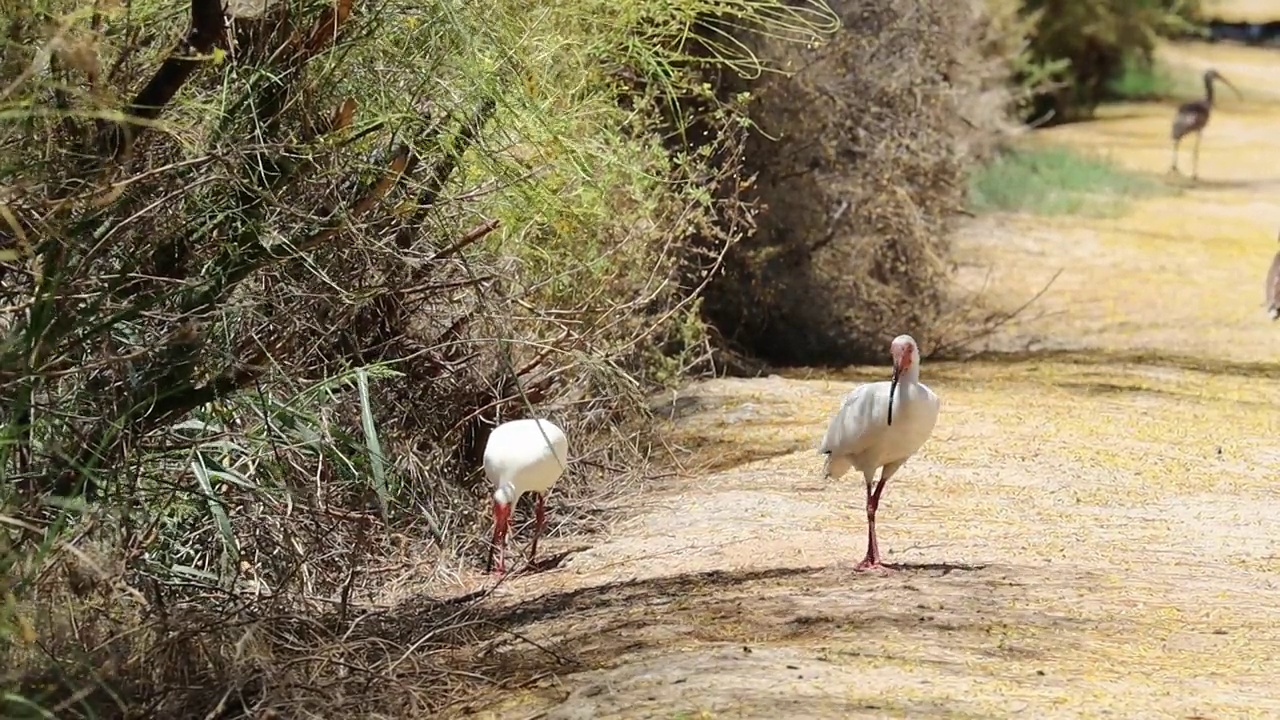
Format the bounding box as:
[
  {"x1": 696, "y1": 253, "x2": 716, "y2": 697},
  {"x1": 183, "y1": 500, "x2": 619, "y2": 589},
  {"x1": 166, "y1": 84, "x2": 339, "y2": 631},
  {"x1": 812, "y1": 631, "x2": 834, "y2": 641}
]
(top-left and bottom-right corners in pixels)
[{"x1": 0, "y1": 0, "x2": 835, "y2": 714}]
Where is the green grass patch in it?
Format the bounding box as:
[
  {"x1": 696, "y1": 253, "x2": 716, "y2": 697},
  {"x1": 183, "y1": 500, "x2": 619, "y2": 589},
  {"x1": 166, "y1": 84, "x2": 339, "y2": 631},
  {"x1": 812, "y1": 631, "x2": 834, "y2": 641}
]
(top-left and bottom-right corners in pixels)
[
  {"x1": 968, "y1": 144, "x2": 1170, "y2": 217},
  {"x1": 1105, "y1": 55, "x2": 1190, "y2": 102}
]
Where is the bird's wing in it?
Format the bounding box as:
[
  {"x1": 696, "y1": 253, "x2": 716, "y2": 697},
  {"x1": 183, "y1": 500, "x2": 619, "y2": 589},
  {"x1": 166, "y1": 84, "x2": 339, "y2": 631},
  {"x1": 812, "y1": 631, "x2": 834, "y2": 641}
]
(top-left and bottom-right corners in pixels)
[
  {"x1": 818, "y1": 383, "x2": 887, "y2": 458},
  {"x1": 1172, "y1": 103, "x2": 1205, "y2": 139}
]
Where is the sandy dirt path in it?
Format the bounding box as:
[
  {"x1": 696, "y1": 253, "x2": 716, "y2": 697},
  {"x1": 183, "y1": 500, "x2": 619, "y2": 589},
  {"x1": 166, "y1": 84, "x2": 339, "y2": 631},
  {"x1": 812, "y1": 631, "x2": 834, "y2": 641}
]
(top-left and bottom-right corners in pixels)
[{"x1": 444, "y1": 35, "x2": 1280, "y2": 720}]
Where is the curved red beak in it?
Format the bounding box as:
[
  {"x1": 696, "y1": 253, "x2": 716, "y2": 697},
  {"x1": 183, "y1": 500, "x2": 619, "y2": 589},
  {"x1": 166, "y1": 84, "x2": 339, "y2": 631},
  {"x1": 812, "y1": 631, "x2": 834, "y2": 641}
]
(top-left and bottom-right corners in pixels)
[{"x1": 485, "y1": 501, "x2": 512, "y2": 575}]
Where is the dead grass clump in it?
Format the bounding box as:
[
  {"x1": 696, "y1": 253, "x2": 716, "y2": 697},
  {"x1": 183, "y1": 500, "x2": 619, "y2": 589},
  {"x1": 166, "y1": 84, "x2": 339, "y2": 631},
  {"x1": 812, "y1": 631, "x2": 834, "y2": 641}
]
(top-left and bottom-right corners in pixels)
[{"x1": 701, "y1": 0, "x2": 1014, "y2": 365}]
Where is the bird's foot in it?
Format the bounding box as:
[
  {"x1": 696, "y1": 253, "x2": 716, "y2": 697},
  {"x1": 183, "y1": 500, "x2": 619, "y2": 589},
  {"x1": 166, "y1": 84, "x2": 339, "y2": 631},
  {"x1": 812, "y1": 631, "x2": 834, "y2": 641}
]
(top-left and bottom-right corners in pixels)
[{"x1": 854, "y1": 557, "x2": 893, "y2": 572}]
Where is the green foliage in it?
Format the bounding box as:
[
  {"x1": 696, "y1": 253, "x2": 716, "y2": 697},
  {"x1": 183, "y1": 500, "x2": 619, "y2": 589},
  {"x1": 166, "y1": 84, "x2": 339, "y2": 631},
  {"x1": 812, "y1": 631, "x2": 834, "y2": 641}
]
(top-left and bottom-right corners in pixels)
[
  {"x1": 1013, "y1": 0, "x2": 1204, "y2": 122},
  {"x1": 981, "y1": 0, "x2": 1069, "y2": 117},
  {"x1": 1104, "y1": 54, "x2": 1181, "y2": 101},
  {"x1": 968, "y1": 144, "x2": 1170, "y2": 216}
]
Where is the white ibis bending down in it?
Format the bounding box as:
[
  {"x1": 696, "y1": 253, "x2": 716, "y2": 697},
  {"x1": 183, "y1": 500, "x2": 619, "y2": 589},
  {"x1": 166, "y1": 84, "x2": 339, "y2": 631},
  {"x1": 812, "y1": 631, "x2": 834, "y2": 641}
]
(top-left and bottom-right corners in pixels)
[
  {"x1": 818, "y1": 334, "x2": 940, "y2": 571},
  {"x1": 1170, "y1": 68, "x2": 1241, "y2": 180},
  {"x1": 483, "y1": 418, "x2": 569, "y2": 576},
  {"x1": 1267, "y1": 231, "x2": 1280, "y2": 320}
]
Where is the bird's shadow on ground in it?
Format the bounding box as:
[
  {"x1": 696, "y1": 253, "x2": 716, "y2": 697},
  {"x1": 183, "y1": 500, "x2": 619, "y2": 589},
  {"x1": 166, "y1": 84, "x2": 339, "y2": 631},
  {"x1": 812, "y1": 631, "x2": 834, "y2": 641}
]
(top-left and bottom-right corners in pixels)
[
  {"x1": 281, "y1": 557, "x2": 1098, "y2": 720},
  {"x1": 522, "y1": 548, "x2": 578, "y2": 575},
  {"x1": 943, "y1": 347, "x2": 1280, "y2": 379},
  {"x1": 1175, "y1": 176, "x2": 1280, "y2": 191},
  {"x1": 877, "y1": 561, "x2": 988, "y2": 575}
]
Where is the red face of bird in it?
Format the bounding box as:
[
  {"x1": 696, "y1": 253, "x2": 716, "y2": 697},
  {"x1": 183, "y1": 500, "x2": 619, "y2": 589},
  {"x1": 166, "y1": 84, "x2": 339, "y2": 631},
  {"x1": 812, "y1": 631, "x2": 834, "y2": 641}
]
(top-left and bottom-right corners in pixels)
[
  {"x1": 493, "y1": 499, "x2": 512, "y2": 537},
  {"x1": 886, "y1": 335, "x2": 918, "y2": 427},
  {"x1": 890, "y1": 335, "x2": 918, "y2": 374}
]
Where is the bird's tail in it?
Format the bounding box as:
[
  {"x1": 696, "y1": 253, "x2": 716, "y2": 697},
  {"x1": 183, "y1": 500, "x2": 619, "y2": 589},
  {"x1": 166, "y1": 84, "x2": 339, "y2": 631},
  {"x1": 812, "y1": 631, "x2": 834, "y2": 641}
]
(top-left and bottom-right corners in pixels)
[{"x1": 1270, "y1": 306, "x2": 1280, "y2": 321}]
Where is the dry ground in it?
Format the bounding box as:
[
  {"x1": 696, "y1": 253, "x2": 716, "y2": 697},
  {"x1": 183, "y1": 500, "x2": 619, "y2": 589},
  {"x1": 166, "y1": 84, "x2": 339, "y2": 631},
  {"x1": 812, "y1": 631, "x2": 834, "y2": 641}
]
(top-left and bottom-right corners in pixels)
[
  {"x1": 437, "y1": 34, "x2": 1280, "y2": 720},
  {"x1": 1205, "y1": 0, "x2": 1280, "y2": 24}
]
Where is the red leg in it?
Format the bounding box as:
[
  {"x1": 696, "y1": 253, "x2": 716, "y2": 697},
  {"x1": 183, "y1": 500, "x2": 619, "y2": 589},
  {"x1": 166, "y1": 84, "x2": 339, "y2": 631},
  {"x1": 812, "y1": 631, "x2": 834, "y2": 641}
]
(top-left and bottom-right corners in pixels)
[
  {"x1": 855, "y1": 477, "x2": 890, "y2": 571},
  {"x1": 529, "y1": 493, "x2": 547, "y2": 566}
]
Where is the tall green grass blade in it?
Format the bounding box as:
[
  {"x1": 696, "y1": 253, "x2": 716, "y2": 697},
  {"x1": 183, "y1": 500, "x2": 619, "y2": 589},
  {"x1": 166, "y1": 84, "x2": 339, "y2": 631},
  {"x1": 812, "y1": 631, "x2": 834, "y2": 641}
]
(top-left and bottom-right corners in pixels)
[
  {"x1": 191, "y1": 456, "x2": 239, "y2": 575},
  {"x1": 356, "y1": 368, "x2": 390, "y2": 521},
  {"x1": 0, "y1": 693, "x2": 55, "y2": 719}
]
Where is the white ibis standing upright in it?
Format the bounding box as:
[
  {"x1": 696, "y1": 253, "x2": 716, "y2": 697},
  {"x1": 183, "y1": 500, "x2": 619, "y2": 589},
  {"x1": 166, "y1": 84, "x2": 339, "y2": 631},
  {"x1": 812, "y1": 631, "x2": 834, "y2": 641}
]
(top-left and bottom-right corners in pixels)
[
  {"x1": 1266, "y1": 231, "x2": 1280, "y2": 320},
  {"x1": 818, "y1": 334, "x2": 940, "y2": 571},
  {"x1": 1170, "y1": 68, "x2": 1241, "y2": 180},
  {"x1": 483, "y1": 418, "x2": 569, "y2": 576}
]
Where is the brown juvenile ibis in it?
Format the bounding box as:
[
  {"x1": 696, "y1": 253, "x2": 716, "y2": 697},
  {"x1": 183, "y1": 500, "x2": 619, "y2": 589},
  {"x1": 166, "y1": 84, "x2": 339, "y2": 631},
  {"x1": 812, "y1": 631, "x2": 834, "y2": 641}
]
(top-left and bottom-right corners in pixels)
[
  {"x1": 1170, "y1": 69, "x2": 1242, "y2": 180},
  {"x1": 1267, "y1": 231, "x2": 1280, "y2": 321}
]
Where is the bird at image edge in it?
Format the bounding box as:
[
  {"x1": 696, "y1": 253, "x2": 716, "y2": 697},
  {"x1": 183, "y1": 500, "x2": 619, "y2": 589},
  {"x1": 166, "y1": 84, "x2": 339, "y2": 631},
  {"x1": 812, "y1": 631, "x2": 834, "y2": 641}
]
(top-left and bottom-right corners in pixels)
[
  {"x1": 1266, "y1": 230, "x2": 1280, "y2": 321},
  {"x1": 819, "y1": 334, "x2": 940, "y2": 571}
]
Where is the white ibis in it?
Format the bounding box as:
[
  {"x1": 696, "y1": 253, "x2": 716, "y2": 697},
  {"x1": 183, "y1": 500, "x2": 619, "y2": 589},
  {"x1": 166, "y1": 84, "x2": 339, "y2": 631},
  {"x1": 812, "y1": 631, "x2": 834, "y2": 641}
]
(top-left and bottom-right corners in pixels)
[
  {"x1": 1267, "y1": 231, "x2": 1280, "y2": 320},
  {"x1": 818, "y1": 334, "x2": 940, "y2": 571},
  {"x1": 1170, "y1": 68, "x2": 1241, "y2": 180},
  {"x1": 483, "y1": 418, "x2": 569, "y2": 576}
]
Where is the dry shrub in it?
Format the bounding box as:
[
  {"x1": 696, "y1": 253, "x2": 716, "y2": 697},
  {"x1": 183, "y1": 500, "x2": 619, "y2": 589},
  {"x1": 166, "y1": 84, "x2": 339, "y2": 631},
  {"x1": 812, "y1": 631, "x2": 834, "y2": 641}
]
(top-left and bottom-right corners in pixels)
[{"x1": 702, "y1": 0, "x2": 1013, "y2": 365}]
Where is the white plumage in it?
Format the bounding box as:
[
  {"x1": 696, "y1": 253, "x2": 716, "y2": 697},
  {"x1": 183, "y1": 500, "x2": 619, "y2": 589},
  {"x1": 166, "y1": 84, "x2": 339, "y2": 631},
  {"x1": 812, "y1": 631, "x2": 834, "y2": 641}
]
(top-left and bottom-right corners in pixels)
[
  {"x1": 484, "y1": 418, "x2": 569, "y2": 576},
  {"x1": 1267, "y1": 231, "x2": 1280, "y2": 321},
  {"x1": 819, "y1": 334, "x2": 940, "y2": 570}
]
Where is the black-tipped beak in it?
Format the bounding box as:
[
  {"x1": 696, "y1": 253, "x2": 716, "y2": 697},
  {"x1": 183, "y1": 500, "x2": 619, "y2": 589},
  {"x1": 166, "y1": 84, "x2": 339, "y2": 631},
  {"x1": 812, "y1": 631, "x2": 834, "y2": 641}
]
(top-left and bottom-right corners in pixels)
[{"x1": 888, "y1": 362, "x2": 901, "y2": 426}]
